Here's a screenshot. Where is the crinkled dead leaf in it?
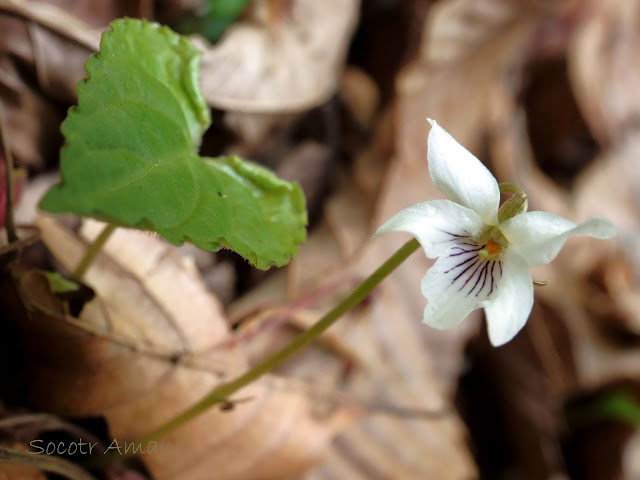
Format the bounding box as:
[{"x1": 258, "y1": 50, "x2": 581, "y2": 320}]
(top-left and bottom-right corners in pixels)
[
  {"x1": 623, "y1": 430, "x2": 640, "y2": 478},
  {"x1": 0, "y1": 444, "x2": 94, "y2": 480},
  {"x1": 0, "y1": 454, "x2": 46, "y2": 480},
  {"x1": 199, "y1": 0, "x2": 359, "y2": 113},
  {"x1": 0, "y1": 152, "x2": 27, "y2": 229},
  {"x1": 568, "y1": 0, "x2": 640, "y2": 144},
  {"x1": 0, "y1": 0, "x2": 112, "y2": 168},
  {"x1": 339, "y1": 66, "x2": 380, "y2": 130},
  {"x1": 398, "y1": 0, "x2": 559, "y2": 151},
  {"x1": 197, "y1": 0, "x2": 359, "y2": 146},
  {"x1": 14, "y1": 217, "x2": 356, "y2": 480},
  {"x1": 0, "y1": 0, "x2": 153, "y2": 168},
  {"x1": 398, "y1": 0, "x2": 579, "y2": 183},
  {"x1": 276, "y1": 141, "x2": 334, "y2": 216}
]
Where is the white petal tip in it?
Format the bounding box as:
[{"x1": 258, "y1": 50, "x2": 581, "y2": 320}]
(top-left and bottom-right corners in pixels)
[
  {"x1": 372, "y1": 216, "x2": 403, "y2": 239},
  {"x1": 579, "y1": 217, "x2": 617, "y2": 240},
  {"x1": 372, "y1": 227, "x2": 385, "y2": 239},
  {"x1": 427, "y1": 118, "x2": 436, "y2": 127},
  {"x1": 487, "y1": 317, "x2": 525, "y2": 347},
  {"x1": 488, "y1": 332, "x2": 514, "y2": 348},
  {"x1": 593, "y1": 218, "x2": 616, "y2": 239}
]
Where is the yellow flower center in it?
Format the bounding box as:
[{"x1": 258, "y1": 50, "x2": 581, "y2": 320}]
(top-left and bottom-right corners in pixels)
[{"x1": 484, "y1": 238, "x2": 502, "y2": 255}]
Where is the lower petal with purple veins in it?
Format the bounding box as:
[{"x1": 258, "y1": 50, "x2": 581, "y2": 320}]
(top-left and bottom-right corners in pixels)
[{"x1": 421, "y1": 240, "x2": 503, "y2": 330}]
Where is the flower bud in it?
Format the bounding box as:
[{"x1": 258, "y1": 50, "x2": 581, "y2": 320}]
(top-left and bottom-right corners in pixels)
[{"x1": 498, "y1": 193, "x2": 527, "y2": 223}]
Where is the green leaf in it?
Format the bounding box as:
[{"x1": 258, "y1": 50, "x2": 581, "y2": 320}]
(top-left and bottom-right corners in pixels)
[
  {"x1": 40, "y1": 19, "x2": 306, "y2": 269},
  {"x1": 177, "y1": 0, "x2": 252, "y2": 42},
  {"x1": 43, "y1": 271, "x2": 80, "y2": 294},
  {"x1": 593, "y1": 392, "x2": 640, "y2": 426}
]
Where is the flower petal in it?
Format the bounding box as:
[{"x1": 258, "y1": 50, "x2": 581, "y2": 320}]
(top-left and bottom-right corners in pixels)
[
  {"x1": 427, "y1": 119, "x2": 500, "y2": 225},
  {"x1": 483, "y1": 249, "x2": 533, "y2": 346},
  {"x1": 421, "y1": 241, "x2": 503, "y2": 329},
  {"x1": 374, "y1": 200, "x2": 486, "y2": 258},
  {"x1": 500, "y1": 211, "x2": 616, "y2": 266}
]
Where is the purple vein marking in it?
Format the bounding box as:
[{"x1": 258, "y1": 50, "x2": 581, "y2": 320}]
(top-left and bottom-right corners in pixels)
[
  {"x1": 450, "y1": 258, "x2": 480, "y2": 284},
  {"x1": 488, "y1": 261, "x2": 496, "y2": 295},
  {"x1": 445, "y1": 254, "x2": 478, "y2": 274},
  {"x1": 440, "y1": 230, "x2": 469, "y2": 238},
  {"x1": 458, "y1": 260, "x2": 484, "y2": 293},
  {"x1": 473, "y1": 262, "x2": 490, "y2": 297},
  {"x1": 449, "y1": 245, "x2": 484, "y2": 257}
]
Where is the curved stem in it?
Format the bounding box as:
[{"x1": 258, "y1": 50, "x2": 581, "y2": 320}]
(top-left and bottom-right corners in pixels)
[
  {"x1": 73, "y1": 223, "x2": 117, "y2": 281},
  {"x1": 136, "y1": 238, "x2": 420, "y2": 444}
]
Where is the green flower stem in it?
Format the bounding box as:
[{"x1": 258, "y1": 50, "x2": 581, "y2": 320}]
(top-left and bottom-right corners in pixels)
[
  {"x1": 73, "y1": 223, "x2": 117, "y2": 281},
  {"x1": 135, "y1": 238, "x2": 421, "y2": 445}
]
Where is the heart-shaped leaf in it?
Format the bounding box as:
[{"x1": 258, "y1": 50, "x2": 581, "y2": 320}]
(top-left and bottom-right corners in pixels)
[{"x1": 40, "y1": 18, "x2": 307, "y2": 269}]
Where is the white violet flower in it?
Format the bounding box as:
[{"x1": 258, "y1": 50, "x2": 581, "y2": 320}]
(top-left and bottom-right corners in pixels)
[{"x1": 376, "y1": 119, "x2": 616, "y2": 346}]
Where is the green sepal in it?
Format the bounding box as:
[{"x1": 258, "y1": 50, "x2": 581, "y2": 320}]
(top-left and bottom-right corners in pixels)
[
  {"x1": 498, "y1": 193, "x2": 527, "y2": 224},
  {"x1": 498, "y1": 182, "x2": 528, "y2": 223}
]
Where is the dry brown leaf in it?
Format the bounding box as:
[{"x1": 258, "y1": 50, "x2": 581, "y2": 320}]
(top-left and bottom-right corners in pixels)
[
  {"x1": 199, "y1": 0, "x2": 360, "y2": 113},
  {"x1": 622, "y1": 430, "x2": 640, "y2": 479},
  {"x1": 339, "y1": 67, "x2": 380, "y2": 130},
  {"x1": 223, "y1": 110, "x2": 298, "y2": 150},
  {"x1": 13, "y1": 216, "x2": 357, "y2": 480},
  {"x1": 0, "y1": 0, "x2": 129, "y2": 168},
  {"x1": 276, "y1": 140, "x2": 333, "y2": 215},
  {"x1": 573, "y1": 131, "x2": 640, "y2": 239},
  {"x1": 571, "y1": 135, "x2": 640, "y2": 341},
  {"x1": 568, "y1": 0, "x2": 640, "y2": 144},
  {"x1": 324, "y1": 188, "x2": 373, "y2": 262},
  {"x1": 0, "y1": 0, "x2": 102, "y2": 50},
  {"x1": 397, "y1": 0, "x2": 569, "y2": 154},
  {"x1": 0, "y1": 456, "x2": 46, "y2": 480},
  {"x1": 0, "y1": 443, "x2": 96, "y2": 480},
  {"x1": 197, "y1": 0, "x2": 359, "y2": 147}
]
